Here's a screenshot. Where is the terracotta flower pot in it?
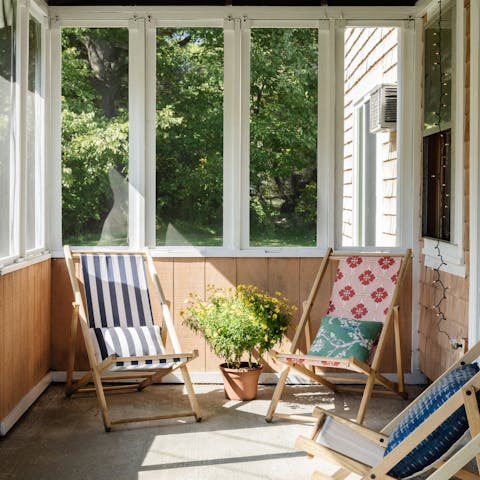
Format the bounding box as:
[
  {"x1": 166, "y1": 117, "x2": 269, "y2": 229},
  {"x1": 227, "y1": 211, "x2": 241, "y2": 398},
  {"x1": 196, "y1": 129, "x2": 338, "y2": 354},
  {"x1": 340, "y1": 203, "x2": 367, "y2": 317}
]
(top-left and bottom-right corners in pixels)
[{"x1": 219, "y1": 362, "x2": 264, "y2": 401}]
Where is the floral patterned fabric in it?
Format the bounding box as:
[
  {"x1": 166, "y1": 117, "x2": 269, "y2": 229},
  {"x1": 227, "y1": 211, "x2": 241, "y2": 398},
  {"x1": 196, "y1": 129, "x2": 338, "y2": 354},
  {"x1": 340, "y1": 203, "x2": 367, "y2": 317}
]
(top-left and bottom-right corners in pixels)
[
  {"x1": 327, "y1": 255, "x2": 402, "y2": 323},
  {"x1": 308, "y1": 316, "x2": 383, "y2": 362}
]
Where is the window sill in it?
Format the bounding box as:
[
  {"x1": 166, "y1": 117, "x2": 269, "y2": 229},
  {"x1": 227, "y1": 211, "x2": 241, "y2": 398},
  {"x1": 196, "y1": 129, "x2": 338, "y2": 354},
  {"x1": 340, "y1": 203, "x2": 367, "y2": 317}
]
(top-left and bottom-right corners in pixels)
[
  {"x1": 422, "y1": 239, "x2": 466, "y2": 278},
  {"x1": 0, "y1": 252, "x2": 51, "y2": 276},
  {"x1": 52, "y1": 245, "x2": 407, "y2": 259}
]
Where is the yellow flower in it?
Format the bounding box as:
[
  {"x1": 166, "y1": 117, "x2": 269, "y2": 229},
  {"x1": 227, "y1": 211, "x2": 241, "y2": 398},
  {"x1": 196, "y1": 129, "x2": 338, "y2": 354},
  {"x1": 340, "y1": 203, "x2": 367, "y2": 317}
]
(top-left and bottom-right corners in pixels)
[{"x1": 272, "y1": 313, "x2": 277, "y2": 320}]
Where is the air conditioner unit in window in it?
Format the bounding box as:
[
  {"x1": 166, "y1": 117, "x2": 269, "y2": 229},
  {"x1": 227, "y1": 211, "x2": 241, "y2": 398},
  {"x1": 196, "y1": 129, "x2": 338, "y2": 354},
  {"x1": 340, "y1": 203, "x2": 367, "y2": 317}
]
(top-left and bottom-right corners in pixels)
[{"x1": 369, "y1": 84, "x2": 397, "y2": 133}]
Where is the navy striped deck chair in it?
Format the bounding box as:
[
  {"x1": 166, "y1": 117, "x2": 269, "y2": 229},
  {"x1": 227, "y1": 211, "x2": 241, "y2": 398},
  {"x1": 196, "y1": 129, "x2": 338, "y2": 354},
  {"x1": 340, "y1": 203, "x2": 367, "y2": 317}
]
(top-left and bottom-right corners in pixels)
[{"x1": 64, "y1": 245, "x2": 202, "y2": 431}]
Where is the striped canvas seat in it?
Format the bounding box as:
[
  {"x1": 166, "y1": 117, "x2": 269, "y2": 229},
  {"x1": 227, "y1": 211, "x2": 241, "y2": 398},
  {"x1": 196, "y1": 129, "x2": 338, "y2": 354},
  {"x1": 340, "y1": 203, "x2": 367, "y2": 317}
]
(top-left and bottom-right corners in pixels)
[
  {"x1": 64, "y1": 246, "x2": 201, "y2": 431},
  {"x1": 81, "y1": 254, "x2": 186, "y2": 370}
]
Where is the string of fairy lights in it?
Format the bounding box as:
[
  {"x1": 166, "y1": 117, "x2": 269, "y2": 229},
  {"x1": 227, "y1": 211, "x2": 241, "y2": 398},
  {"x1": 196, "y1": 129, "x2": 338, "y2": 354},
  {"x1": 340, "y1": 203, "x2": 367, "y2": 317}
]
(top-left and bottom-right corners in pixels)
[{"x1": 430, "y1": 0, "x2": 460, "y2": 349}]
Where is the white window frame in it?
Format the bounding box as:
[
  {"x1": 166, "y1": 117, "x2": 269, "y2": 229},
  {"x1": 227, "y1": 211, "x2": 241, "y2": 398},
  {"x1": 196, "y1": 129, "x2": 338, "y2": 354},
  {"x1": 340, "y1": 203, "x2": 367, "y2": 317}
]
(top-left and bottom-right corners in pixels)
[
  {"x1": 0, "y1": 0, "x2": 49, "y2": 274},
  {"x1": 48, "y1": 5, "x2": 416, "y2": 259},
  {"x1": 421, "y1": 0, "x2": 466, "y2": 278},
  {"x1": 469, "y1": 0, "x2": 480, "y2": 344}
]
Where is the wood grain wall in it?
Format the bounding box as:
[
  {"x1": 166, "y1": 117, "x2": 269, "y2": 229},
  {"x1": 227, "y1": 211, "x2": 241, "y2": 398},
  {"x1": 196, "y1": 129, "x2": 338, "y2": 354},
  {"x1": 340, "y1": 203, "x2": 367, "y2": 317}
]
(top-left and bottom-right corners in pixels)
[
  {"x1": 418, "y1": 0, "x2": 470, "y2": 380},
  {"x1": 0, "y1": 260, "x2": 51, "y2": 420},
  {"x1": 51, "y1": 256, "x2": 412, "y2": 375}
]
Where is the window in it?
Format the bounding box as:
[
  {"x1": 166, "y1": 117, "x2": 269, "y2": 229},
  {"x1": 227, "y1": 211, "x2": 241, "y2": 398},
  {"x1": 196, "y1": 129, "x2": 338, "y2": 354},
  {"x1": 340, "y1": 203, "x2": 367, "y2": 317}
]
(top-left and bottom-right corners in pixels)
[
  {"x1": 61, "y1": 28, "x2": 129, "y2": 246},
  {"x1": 0, "y1": 0, "x2": 16, "y2": 260},
  {"x1": 155, "y1": 28, "x2": 223, "y2": 247},
  {"x1": 0, "y1": 0, "x2": 47, "y2": 270},
  {"x1": 422, "y1": 5, "x2": 453, "y2": 242},
  {"x1": 26, "y1": 15, "x2": 44, "y2": 252},
  {"x1": 53, "y1": 10, "x2": 415, "y2": 255},
  {"x1": 353, "y1": 99, "x2": 378, "y2": 246},
  {"x1": 421, "y1": 1, "x2": 465, "y2": 276},
  {"x1": 341, "y1": 26, "x2": 399, "y2": 248},
  {"x1": 249, "y1": 28, "x2": 318, "y2": 247}
]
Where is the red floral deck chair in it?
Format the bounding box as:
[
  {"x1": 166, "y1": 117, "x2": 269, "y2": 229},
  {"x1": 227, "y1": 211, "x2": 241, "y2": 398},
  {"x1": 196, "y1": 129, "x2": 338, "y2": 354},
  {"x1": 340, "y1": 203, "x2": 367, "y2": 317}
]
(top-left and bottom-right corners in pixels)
[{"x1": 266, "y1": 248, "x2": 412, "y2": 425}]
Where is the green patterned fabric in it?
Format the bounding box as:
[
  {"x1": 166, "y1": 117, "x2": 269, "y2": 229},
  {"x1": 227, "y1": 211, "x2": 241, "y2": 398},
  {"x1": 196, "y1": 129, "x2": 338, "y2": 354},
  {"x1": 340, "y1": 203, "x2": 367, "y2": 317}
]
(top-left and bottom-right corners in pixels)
[{"x1": 308, "y1": 315, "x2": 383, "y2": 362}]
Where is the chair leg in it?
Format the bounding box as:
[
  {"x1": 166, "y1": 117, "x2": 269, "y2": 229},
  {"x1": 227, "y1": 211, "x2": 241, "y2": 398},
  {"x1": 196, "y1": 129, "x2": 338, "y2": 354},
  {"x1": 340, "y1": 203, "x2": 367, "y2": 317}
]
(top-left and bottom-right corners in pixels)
[
  {"x1": 266, "y1": 366, "x2": 290, "y2": 422},
  {"x1": 181, "y1": 365, "x2": 202, "y2": 422},
  {"x1": 356, "y1": 372, "x2": 376, "y2": 424},
  {"x1": 393, "y1": 306, "x2": 405, "y2": 395},
  {"x1": 65, "y1": 304, "x2": 79, "y2": 396},
  {"x1": 91, "y1": 368, "x2": 112, "y2": 432}
]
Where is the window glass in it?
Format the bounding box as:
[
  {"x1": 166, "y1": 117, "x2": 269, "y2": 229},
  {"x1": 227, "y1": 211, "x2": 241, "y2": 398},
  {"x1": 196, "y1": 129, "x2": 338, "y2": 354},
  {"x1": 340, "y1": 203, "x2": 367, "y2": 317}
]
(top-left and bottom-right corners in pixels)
[
  {"x1": 0, "y1": 0, "x2": 15, "y2": 259},
  {"x1": 341, "y1": 27, "x2": 399, "y2": 247},
  {"x1": 249, "y1": 28, "x2": 318, "y2": 247},
  {"x1": 156, "y1": 28, "x2": 223, "y2": 246},
  {"x1": 422, "y1": 6, "x2": 453, "y2": 242},
  {"x1": 62, "y1": 28, "x2": 129, "y2": 246},
  {"x1": 26, "y1": 16, "x2": 43, "y2": 251}
]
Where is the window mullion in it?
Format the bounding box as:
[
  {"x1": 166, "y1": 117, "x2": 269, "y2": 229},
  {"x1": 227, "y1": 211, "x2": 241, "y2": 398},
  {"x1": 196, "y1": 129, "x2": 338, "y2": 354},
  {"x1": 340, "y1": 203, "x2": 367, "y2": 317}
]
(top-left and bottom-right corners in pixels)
[
  {"x1": 47, "y1": 20, "x2": 62, "y2": 254},
  {"x1": 223, "y1": 17, "x2": 240, "y2": 251},
  {"x1": 318, "y1": 20, "x2": 336, "y2": 249},
  {"x1": 15, "y1": 0, "x2": 30, "y2": 259},
  {"x1": 128, "y1": 17, "x2": 147, "y2": 248},
  {"x1": 240, "y1": 18, "x2": 251, "y2": 250},
  {"x1": 398, "y1": 20, "x2": 416, "y2": 250},
  {"x1": 334, "y1": 20, "x2": 346, "y2": 248},
  {"x1": 145, "y1": 17, "x2": 156, "y2": 247}
]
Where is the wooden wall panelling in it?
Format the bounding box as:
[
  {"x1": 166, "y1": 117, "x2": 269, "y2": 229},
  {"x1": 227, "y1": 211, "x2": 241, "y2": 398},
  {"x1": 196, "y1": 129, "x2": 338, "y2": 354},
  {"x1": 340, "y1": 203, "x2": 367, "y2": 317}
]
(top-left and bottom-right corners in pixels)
[
  {"x1": 172, "y1": 258, "x2": 206, "y2": 370},
  {"x1": 0, "y1": 261, "x2": 51, "y2": 421},
  {"x1": 236, "y1": 258, "x2": 269, "y2": 291},
  {"x1": 36, "y1": 262, "x2": 51, "y2": 383},
  {"x1": 51, "y1": 259, "x2": 88, "y2": 371},
  {"x1": 204, "y1": 258, "x2": 236, "y2": 371},
  {"x1": 298, "y1": 258, "x2": 336, "y2": 355},
  {"x1": 0, "y1": 273, "x2": 6, "y2": 419},
  {"x1": 265, "y1": 258, "x2": 300, "y2": 372},
  {"x1": 5, "y1": 268, "x2": 26, "y2": 416}
]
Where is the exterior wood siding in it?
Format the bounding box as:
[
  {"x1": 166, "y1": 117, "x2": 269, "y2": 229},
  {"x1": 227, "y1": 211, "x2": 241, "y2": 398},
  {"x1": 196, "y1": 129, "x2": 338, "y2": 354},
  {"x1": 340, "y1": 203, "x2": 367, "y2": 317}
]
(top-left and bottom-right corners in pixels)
[
  {"x1": 51, "y1": 257, "x2": 412, "y2": 374},
  {"x1": 418, "y1": 0, "x2": 471, "y2": 380},
  {"x1": 0, "y1": 260, "x2": 51, "y2": 421},
  {"x1": 342, "y1": 26, "x2": 398, "y2": 247}
]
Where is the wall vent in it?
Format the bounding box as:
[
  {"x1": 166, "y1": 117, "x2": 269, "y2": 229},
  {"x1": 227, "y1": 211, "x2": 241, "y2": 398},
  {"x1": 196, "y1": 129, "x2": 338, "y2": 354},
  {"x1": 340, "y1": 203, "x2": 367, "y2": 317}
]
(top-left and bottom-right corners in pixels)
[{"x1": 369, "y1": 84, "x2": 397, "y2": 133}]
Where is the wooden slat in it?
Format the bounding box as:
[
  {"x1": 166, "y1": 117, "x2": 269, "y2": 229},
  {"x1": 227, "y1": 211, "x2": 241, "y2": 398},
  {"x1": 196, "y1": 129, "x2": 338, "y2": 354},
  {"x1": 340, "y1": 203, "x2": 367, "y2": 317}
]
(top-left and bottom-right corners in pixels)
[
  {"x1": 0, "y1": 260, "x2": 51, "y2": 422},
  {"x1": 204, "y1": 258, "x2": 236, "y2": 371},
  {"x1": 173, "y1": 258, "x2": 206, "y2": 371},
  {"x1": 0, "y1": 273, "x2": 5, "y2": 419},
  {"x1": 266, "y1": 258, "x2": 300, "y2": 371}
]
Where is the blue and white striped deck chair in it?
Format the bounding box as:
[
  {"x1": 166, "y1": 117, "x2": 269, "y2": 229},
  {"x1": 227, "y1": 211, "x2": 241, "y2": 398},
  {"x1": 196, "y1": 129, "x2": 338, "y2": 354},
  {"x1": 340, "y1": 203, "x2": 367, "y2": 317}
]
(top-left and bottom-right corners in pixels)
[
  {"x1": 296, "y1": 341, "x2": 480, "y2": 480},
  {"x1": 64, "y1": 245, "x2": 202, "y2": 431}
]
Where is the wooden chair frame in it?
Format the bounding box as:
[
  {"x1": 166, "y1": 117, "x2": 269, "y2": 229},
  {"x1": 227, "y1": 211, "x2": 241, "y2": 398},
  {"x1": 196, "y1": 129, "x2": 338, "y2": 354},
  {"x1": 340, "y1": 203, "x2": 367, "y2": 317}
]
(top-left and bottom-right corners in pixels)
[
  {"x1": 64, "y1": 245, "x2": 202, "y2": 431},
  {"x1": 266, "y1": 248, "x2": 412, "y2": 425},
  {"x1": 296, "y1": 341, "x2": 480, "y2": 480}
]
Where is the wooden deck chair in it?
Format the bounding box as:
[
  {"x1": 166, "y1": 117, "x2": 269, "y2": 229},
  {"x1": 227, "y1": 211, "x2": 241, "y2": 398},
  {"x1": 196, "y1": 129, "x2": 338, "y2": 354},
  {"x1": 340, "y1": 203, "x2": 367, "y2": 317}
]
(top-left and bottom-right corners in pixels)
[
  {"x1": 295, "y1": 340, "x2": 480, "y2": 480},
  {"x1": 64, "y1": 245, "x2": 202, "y2": 431},
  {"x1": 266, "y1": 248, "x2": 412, "y2": 425}
]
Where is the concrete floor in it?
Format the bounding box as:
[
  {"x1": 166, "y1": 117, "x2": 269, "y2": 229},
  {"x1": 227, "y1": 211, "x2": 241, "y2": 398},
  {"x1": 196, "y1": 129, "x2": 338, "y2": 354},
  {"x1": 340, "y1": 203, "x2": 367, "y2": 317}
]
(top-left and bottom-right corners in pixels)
[{"x1": 0, "y1": 382, "x2": 420, "y2": 480}]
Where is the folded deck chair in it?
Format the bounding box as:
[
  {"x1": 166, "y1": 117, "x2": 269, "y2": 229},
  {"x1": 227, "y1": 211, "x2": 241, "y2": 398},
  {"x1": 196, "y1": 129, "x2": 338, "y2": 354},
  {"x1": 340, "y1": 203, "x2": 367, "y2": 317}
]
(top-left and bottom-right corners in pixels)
[
  {"x1": 296, "y1": 340, "x2": 480, "y2": 480},
  {"x1": 64, "y1": 246, "x2": 202, "y2": 431},
  {"x1": 266, "y1": 248, "x2": 412, "y2": 425}
]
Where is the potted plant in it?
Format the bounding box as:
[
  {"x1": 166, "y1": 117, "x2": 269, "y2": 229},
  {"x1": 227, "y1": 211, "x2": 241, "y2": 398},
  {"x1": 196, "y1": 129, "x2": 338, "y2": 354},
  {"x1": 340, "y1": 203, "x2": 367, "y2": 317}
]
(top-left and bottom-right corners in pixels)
[{"x1": 181, "y1": 284, "x2": 296, "y2": 400}]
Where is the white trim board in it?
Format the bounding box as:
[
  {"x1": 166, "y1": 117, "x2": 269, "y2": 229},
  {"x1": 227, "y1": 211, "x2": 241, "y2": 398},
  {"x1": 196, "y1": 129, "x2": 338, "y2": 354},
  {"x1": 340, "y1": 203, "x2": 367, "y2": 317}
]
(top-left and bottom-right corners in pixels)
[
  {"x1": 52, "y1": 370, "x2": 427, "y2": 386},
  {"x1": 0, "y1": 373, "x2": 52, "y2": 436}
]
